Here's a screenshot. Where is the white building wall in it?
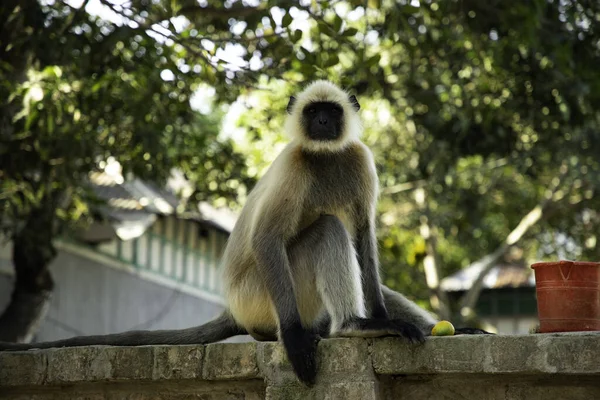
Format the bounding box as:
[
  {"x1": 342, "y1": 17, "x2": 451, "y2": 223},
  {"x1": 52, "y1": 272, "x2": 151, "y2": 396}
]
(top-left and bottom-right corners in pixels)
[{"x1": 0, "y1": 226, "x2": 248, "y2": 343}]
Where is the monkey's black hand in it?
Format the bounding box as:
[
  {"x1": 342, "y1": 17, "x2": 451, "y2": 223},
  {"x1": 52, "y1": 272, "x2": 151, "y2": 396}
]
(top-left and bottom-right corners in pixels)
[
  {"x1": 387, "y1": 319, "x2": 426, "y2": 343},
  {"x1": 455, "y1": 327, "x2": 494, "y2": 335},
  {"x1": 281, "y1": 323, "x2": 320, "y2": 386}
]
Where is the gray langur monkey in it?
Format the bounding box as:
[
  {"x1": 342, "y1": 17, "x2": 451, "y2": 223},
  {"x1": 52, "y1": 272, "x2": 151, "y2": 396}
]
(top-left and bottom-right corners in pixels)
[{"x1": 0, "y1": 81, "x2": 489, "y2": 385}]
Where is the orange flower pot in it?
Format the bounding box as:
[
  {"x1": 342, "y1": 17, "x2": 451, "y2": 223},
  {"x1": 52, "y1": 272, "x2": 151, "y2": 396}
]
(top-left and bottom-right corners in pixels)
[{"x1": 531, "y1": 260, "x2": 600, "y2": 333}]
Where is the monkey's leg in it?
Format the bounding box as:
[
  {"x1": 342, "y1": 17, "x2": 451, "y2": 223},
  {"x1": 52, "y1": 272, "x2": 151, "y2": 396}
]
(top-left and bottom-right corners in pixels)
[
  {"x1": 288, "y1": 214, "x2": 365, "y2": 334},
  {"x1": 289, "y1": 215, "x2": 423, "y2": 342},
  {"x1": 381, "y1": 285, "x2": 437, "y2": 333},
  {"x1": 0, "y1": 311, "x2": 245, "y2": 351}
]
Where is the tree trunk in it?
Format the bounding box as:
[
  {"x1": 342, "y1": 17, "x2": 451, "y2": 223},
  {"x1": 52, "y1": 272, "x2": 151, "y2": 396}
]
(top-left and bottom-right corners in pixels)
[
  {"x1": 414, "y1": 187, "x2": 452, "y2": 320},
  {"x1": 0, "y1": 206, "x2": 56, "y2": 343},
  {"x1": 457, "y1": 165, "x2": 571, "y2": 322},
  {"x1": 0, "y1": 0, "x2": 57, "y2": 343}
]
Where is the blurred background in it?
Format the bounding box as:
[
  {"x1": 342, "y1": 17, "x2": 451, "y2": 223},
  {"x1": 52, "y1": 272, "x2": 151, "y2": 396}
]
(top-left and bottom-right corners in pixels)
[{"x1": 1, "y1": 0, "x2": 599, "y2": 343}]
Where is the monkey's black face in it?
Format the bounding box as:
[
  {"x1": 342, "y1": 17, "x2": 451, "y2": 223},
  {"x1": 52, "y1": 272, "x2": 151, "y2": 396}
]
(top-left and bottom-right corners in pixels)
[{"x1": 301, "y1": 102, "x2": 344, "y2": 141}]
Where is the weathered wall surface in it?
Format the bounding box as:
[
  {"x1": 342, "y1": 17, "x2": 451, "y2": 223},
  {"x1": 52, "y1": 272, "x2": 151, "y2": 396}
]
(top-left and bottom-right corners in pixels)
[{"x1": 1, "y1": 333, "x2": 599, "y2": 400}]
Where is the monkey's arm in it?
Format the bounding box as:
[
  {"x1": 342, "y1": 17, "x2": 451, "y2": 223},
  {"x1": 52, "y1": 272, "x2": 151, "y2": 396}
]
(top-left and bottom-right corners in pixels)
[
  {"x1": 250, "y1": 174, "x2": 319, "y2": 385},
  {"x1": 340, "y1": 213, "x2": 426, "y2": 343},
  {"x1": 251, "y1": 230, "x2": 303, "y2": 327},
  {"x1": 355, "y1": 216, "x2": 388, "y2": 319},
  {"x1": 354, "y1": 154, "x2": 388, "y2": 319},
  {"x1": 251, "y1": 226, "x2": 320, "y2": 385},
  {"x1": 351, "y1": 150, "x2": 431, "y2": 338}
]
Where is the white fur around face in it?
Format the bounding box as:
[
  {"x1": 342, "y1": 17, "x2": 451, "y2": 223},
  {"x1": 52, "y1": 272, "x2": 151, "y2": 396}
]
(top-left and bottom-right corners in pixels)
[{"x1": 284, "y1": 80, "x2": 363, "y2": 153}]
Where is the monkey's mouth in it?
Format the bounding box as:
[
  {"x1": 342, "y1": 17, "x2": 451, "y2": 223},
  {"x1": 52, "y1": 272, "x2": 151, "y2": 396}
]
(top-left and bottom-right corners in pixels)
[{"x1": 308, "y1": 128, "x2": 341, "y2": 141}]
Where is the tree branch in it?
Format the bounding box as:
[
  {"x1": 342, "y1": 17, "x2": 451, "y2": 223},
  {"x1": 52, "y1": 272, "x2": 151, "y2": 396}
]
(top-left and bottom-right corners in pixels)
[
  {"x1": 457, "y1": 164, "x2": 572, "y2": 319},
  {"x1": 177, "y1": 4, "x2": 266, "y2": 19},
  {"x1": 381, "y1": 179, "x2": 426, "y2": 195},
  {"x1": 59, "y1": 0, "x2": 92, "y2": 36},
  {"x1": 97, "y1": 0, "x2": 261, "y2": 75},
  {"x1": 414, "y1": 187, "x2": 452, "y2": 319}
]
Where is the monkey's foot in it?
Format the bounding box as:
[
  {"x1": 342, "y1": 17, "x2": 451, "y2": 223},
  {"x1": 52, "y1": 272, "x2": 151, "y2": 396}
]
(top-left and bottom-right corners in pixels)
[
  {"x1": 339, "y1": 318, "x2": 426, "y2": 343},
  {"x1": 281, "y1": 323, "x2": 321, "y2": 386},
  {"x1": 455, "y1": 327, "x2": 494, "y2": 335}
]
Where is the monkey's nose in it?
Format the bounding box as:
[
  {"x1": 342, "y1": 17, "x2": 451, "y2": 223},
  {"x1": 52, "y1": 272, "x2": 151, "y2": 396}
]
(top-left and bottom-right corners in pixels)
[{"x1": 319, "y1": 118, "x2": 328, "y2": 125}]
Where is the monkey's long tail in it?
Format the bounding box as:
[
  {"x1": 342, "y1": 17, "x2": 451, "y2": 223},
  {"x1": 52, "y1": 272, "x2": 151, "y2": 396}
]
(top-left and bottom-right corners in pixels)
[{"x1": 0, "y1": 311, "x2": 245, "y2": 351}]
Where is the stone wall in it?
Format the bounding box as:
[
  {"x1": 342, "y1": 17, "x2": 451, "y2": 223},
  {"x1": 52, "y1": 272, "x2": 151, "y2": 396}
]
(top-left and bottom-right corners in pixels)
[{"x1": 1, "y1": 333, "x2": 599, "y2": 399}]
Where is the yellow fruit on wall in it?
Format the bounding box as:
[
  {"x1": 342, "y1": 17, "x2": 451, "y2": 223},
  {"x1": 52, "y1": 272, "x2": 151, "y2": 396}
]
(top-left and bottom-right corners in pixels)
[{"x1": 431, "y1": 320, "x2": 455, "y2": 336}]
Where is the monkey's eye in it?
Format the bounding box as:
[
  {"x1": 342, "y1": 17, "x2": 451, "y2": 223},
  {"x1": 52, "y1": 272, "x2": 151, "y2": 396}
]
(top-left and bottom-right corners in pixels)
[{"x1": 308, "y1": 107, "x2": 316, "y2": 113}]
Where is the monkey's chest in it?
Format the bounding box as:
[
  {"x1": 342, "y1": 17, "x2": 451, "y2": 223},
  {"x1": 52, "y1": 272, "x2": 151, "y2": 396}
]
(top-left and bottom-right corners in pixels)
[
  {"x1": 302, "y1": 169, "x2": 364, "y2": 236},
  {"x1": 300, "y1": 148, "x2": 372, "y2": 234},
  {"x1": 308, "y1": 174, "x2": 361, "y2": 209}
]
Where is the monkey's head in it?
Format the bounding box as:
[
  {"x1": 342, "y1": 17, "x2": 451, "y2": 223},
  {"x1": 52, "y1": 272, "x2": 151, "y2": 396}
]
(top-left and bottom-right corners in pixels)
[{"x1": 285, "y1": 80, "x2": 362, "y2": 152}]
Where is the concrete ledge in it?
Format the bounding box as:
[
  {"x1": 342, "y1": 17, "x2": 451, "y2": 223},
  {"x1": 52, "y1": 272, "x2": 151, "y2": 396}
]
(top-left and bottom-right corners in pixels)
[
  {"x1": 372, "y1": 332, "x2": 600, "y2": 375},
  {"x1": 1, "y1": 333, "x2": 600, "y2": 399}
]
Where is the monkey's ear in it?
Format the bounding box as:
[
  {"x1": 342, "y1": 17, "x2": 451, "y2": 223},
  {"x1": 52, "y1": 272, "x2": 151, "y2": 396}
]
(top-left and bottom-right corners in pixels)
[
  {"x1": 286, "y1": 96, "x2": 297, "y2": 114},
  {"x1": 349, "y1": 95, "x2": 360, "y2": 111}
]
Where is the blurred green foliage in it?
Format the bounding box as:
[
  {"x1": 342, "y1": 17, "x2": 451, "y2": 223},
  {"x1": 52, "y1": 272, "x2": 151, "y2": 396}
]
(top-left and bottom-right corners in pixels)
[{"x1": 1, "y1": 0, "x2": 599, "y2": 316}]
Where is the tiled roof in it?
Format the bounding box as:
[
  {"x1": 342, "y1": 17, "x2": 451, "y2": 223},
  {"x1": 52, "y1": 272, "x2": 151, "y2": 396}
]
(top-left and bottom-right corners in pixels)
[
  {"x1": 86, "y1": 171, "x2": 237, "y2": 241},
  {"x1": 441, "y1": 262, "x2": 535, "y2": 292},
  {"x1": 89, "y1": 172, "x2": 179, "y2": 215}
]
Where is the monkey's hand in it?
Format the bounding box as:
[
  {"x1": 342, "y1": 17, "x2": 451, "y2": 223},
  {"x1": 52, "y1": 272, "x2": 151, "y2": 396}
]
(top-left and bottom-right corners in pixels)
[
  {"x1": 455, "y1": 327, "x2": 494, "y2": 335},
  {"x1": 376, "y1": 319, "x2": 426, "y2": 343},
  {"x1": 281, "y1": 323, "x2": 320, "y2": 386}
]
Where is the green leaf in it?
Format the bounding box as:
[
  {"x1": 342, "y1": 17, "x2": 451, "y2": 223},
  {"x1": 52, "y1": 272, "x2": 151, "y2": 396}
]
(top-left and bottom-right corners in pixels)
[
  {"x1": 325, "y1": 54, "x2": 339, "y2": 67},
  {"x1": 91, "y1": 81, "x2": 103, "y2": 93},
  {"x1": 47, "y1": 112, "x2": 55, "y2": 134},
  {"x1": 282, "y1": 13, "x2": 293, "y2": 28},
  {"x1": 317, "y1": 21, "x2": 332, "y2": 36},
  {"x1": 343, "y1": 27, "x2": 358, "y2": 37},
  {"x1": 367, "y1": 54, "x2": 381, "y2": 66},
  {"x1": 42, "y1": 65, "x2": 62, "y2": 78},
  {"x1": 333, "y1": 15, "x2": 343, "y2": 33},
  {"x1": 401, "y1": 5, "x2": 419, "y2": 14},
  {"x1": 292, "y1": 29, "x2": 303, "y2": 43},
  {"x1": 24, "y1": 109, "x2": 38, "y2": 131}
]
